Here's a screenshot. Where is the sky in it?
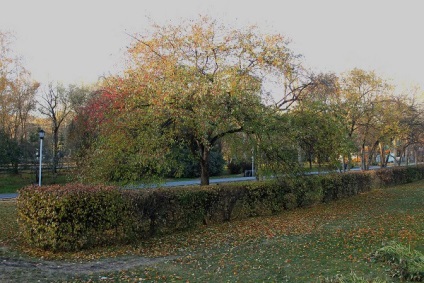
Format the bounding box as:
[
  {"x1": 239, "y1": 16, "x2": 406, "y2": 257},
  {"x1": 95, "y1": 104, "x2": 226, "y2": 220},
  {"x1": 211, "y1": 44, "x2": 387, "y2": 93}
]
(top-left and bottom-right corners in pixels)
[{"x1": 1, "y1": 0, "x2": 424, "y2": 92}]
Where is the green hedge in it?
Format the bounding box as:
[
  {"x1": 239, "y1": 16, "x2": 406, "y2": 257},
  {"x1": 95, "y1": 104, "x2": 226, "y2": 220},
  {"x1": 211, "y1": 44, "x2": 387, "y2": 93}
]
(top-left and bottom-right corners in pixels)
[
  {"x1": 17, "y1": 165, "x2": 424, "y2": 251},
  {"x1": 17, "y1": 184, "x2": 136, "y2": 251}
]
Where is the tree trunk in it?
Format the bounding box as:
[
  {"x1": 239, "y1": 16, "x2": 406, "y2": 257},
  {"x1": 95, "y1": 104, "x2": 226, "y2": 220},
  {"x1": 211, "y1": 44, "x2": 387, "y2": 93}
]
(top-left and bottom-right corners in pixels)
[
  {"x1": 297, "y1": 146, "x2": 302, "y2": 164},
  {"x1": 199, "y1": 144, "x2": 210, "y2": 186},
  {"x1": 361, "y1": 144, "x2": 367, "y2": 170},
  {"x1": 347, "y1": 154, "x2": 352, "y2": 172},
  {"x1": 414, "y1": 149, "x2": 418, "y2": 165},
  {"x1": 379, "y1": 143, "x2": 385, "y2": 168},
  {"x1": 406, "y1": 147, "x2": 409, "y2": 166}
]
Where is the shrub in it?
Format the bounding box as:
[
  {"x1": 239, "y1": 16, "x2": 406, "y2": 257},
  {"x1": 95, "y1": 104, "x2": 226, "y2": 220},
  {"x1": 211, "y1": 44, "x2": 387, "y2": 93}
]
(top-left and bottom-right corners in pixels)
[
  {"x1": 373, "y1": 242, "x2": 424, "y2": 281},
  {"x1": 282, "y1": 193, "x2": 297, "y2": 210},
  {"x1": 288, "y1": 176, "x2": 323, "y2": 207},
  {"x1": 319, "y1": 272, "x2": 387, "y2": 283},
  {"x1": 17, "y1": 165, "x2": 424, "y2": 252},
  {"x1": 17, "y1": 184, "x2": 135, "y2": 251}
]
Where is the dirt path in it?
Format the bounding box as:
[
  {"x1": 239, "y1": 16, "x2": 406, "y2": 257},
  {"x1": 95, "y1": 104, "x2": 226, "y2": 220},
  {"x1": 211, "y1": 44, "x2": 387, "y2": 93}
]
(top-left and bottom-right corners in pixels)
[
  {"x1": 1, "y1": 246, "x2": 179, "y2": 282},
  {"x1": 1, "y1": 254, "x2": 178, "y2": 274}
]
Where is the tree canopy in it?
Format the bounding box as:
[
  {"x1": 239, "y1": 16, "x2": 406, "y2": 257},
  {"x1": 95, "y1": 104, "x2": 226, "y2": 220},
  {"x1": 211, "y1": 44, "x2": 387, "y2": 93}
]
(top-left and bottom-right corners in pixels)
[{"x1": 77, "y1": 17, "x2": 304, "y2": 185}]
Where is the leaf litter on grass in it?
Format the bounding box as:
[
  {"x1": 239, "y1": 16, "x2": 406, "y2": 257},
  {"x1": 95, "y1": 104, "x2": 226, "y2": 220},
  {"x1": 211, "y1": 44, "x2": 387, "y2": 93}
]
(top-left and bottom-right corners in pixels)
[{"x1": 1, "y1": 181, "x2": 423, "y2": 282}]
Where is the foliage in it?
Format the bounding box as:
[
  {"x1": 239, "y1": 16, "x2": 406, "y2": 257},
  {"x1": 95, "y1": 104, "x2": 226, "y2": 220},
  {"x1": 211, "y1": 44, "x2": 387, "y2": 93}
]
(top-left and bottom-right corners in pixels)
[
  {"x1": 0, "y1": 129, "x2": 19, "y2": 166},
  {"x1": 374, "y1": 166, "x2": 424, "y2": 188},
  {"x1": 17, "y1": 184, "x2": 135, "y2": 251},
  {"x1": 0, "y1": 31, "x2": 39, "y2": 173},
  {"x1": 66, "y1": 84, "x2": 110, "y2": 166},
  {"x1": 373, "y1": 242, "x2": 424, "y2": 281},
  {"x1": 339, "y1": 69, "x2": 399, "y2": 170},
  {"x1": 0, "y1": 171, "x2": 69, "y2": 193},
  {"x1": 76, "y1": 16, "x2": 304, "y2": 185},
  {"x1": 38, "y1": 82, "x2": 76, "y2": 173},
  {"x1": 291, "y1": 73, "x2": 355, "y2": 170},
  {"x1": 320, "y1": 272, "x2": 387, "y2": 283},
  {"x1": 2, "y1": 179, "x2": 423, "y2": 282},
  {"x1": 167, "y1": 143, "x2": 225, "y2": 178},
  {"x1": 16, "y1": 165, "x2": 424, "y2": 253},
  {"x1": 254, "y1": 111, "x2": 305, "y2": 177}
]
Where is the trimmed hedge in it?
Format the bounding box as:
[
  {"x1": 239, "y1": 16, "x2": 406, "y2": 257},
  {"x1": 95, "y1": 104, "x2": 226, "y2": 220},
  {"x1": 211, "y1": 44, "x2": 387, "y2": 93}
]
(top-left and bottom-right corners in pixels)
[
  {"x1": 17, "y1": 165, "x2": 424, "y2": 251},
  {"x1": 17, "y1": 184, "x2": 135, "y2": 251}
]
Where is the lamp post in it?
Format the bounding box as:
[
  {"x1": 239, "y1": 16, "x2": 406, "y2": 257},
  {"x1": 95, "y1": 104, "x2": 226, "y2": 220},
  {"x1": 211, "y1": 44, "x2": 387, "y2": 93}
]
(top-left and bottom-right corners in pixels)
[{"x1": 38, "y1": 129, "x2": 45, "y2": 186}]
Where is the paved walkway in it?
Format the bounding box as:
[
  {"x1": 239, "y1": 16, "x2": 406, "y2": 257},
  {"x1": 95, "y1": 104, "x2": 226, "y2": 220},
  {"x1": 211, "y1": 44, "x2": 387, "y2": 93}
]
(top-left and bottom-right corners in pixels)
[
  {"x1": 0, "y1": 166, "x2": 384, "y2": 200},
  {"x1": 0, "y1": 193, "x2": 18, "y2": 200},
  {"x1": 0, "y1": 176, "x2": 257, "y2": 200}
]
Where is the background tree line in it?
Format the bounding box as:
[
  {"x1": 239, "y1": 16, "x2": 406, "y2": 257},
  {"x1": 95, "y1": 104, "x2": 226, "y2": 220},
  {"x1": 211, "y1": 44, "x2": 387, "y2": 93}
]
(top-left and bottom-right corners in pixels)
[{"x1": 1, "y1": 18, "x2": 424, "y2": 186}]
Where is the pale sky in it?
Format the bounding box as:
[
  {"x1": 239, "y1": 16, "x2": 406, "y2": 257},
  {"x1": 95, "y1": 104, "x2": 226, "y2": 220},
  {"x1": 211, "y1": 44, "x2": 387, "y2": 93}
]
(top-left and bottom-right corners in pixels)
[{"x1": 1, "y1": 0, "x2": 424, "y2": 91}]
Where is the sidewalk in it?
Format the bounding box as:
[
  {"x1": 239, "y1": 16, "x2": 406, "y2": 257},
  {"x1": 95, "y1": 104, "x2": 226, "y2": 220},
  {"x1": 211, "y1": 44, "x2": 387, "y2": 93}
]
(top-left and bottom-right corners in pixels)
[
  {"x1": 0, "y1": 193, "x2": 18, "y2": 200},
  {"x1": 0, "y1": 166, "x2": 383, "y2": 200},
  {"x1": 0, "y1": 176, "x2": 257, "y2": 199}
]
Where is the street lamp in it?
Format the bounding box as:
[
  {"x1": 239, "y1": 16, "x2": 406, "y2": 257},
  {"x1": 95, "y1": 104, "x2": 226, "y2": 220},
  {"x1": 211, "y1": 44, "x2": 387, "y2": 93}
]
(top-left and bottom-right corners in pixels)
[{"x1": 38, "y1": 129, "x2": 45, "y2": 186}]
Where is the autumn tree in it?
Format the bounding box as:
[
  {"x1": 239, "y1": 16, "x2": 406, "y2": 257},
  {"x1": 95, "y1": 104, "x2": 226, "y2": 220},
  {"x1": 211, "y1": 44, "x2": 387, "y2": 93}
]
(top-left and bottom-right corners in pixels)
[
  {"x1": 81, "y1": 17, "x2": 302, "y2": 185},
  {"x1": 0, "y1": 31, "x2": 39, "y2": 172},
  {"x1": 66, "y1": 84, "x2": 98, "y2": 165},
  {"x1": 282, "y1": 73, "x2": 352, "y2": 171},
  {"x1": 38, "y1": 82, "x2": 73, "y2": 173},
  {"x1": 390, "y1": 89, "x2": 424, "y2": 165},
  {"x1": 338, "y1": 69, "x2": 393, "y2": 170}
]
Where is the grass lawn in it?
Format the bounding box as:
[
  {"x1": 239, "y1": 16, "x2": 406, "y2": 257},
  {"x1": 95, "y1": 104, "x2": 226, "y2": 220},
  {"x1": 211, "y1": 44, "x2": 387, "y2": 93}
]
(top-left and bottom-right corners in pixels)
[
  {"x1": 0, "y1": 180, "x2": 423, "y2": 282},
  {"x1": 0, "y1": 171, "x2": 70, "y2": 193}
]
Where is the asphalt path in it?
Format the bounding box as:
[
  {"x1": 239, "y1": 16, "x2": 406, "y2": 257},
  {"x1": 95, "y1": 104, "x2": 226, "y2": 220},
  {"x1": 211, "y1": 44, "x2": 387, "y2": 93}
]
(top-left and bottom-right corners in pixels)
[
  {"x1": 0, "y1": 176, "x2": 257, "y2": 200},
  {"x1": 0, "y1": 165, "x2": 382, "y2": 200}
]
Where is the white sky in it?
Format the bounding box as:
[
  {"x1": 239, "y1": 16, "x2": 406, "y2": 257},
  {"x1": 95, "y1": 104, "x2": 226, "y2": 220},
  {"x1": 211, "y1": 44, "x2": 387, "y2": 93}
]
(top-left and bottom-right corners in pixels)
[{"x1": 1, "y1": 0, "x2": 424, "y2": 91}]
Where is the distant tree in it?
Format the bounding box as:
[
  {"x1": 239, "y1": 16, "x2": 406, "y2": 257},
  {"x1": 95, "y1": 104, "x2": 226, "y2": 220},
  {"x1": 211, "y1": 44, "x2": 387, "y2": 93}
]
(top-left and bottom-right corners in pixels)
[
  {"x1": 390, "y1": 90, "x2": 424, "y2": 166},
  {"x1": 38, "y1": 82, "x2": 73, "y2": 173},
  {"x1": 66, "y1": 84, "x2": 98, "y2": 165},
  {"x1": 339, "y1": 68, "x2": 392, "y2": 170},
  {"x1": 0, "y1": 31, "x2": 39, "y2": 172}
]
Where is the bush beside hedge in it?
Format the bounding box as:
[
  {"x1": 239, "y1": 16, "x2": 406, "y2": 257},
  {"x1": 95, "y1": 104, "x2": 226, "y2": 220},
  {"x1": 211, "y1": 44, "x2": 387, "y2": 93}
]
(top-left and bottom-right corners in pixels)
[{"x1": 17, "y1": 165, "x2": 424, "y2": 251}]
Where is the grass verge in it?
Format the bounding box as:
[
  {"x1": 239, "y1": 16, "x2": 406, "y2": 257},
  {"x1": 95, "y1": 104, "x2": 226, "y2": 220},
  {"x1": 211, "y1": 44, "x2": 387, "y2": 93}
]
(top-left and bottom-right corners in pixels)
[
  {"x1": 0, "y1": 171, "x2": 70, "y2": 193},
  {"x1": 1, "y1": 180, "x2": 423, "y2": 282}
]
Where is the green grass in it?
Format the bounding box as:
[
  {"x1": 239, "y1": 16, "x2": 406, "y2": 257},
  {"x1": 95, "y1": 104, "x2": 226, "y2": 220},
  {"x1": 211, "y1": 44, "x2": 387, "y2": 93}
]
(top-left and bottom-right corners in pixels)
[
  {"x1": 0, "y1": 171, "x2": 70, "y2": 193},
  {"x1": 0, "y1": 180, "x2": 423, "y2": 282}
]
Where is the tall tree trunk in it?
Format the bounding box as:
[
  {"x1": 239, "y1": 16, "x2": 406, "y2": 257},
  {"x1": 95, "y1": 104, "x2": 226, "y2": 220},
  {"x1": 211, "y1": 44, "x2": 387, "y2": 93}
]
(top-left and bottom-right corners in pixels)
[
  {"x1": 379, "y1": 142, "x2": 385, "y2": 168},
  {"x1": 367, "y1": 140, "x2": 379, "y2": 170},
  {"x1": 297, "y1": 146, "x2": 302, "y2": 164},
  {"x1": 361, "y1": 144, "x2": 367, "y2": 170},
  {"x1": 347, "y1": 154, "x2": 352, "y2": 172},
  {"x1": 406, "y1": 147, "x2": 409, "y2": 166},
  {"x1": 199, "y1": 144, "x2": 210, "y2": 186},
  {"x1": 414, "y1": 149, "x2": 418, "y2": 165},
  {"x1": 308, "y1": 155, "x2": 312, "y2": 169}
]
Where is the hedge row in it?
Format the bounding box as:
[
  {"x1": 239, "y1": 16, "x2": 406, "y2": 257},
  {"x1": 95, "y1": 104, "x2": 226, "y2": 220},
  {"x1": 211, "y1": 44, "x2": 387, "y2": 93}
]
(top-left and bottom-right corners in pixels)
[
  {"x1": 17, "y1": 184, "x2": 136, "y2": 251},
  {"x1": 17, "y1": 165, "x2": 424, "y2": 251}
]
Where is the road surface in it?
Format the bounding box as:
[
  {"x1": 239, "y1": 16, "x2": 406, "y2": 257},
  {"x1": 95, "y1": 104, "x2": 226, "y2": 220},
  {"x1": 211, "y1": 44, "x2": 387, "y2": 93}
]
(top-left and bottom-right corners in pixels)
[
  {"x1": 0, "y1": 176, "x2": 257, "y2": 200},
  {"x1": 0, "y1": 165, "x2": 383, "y2": 200}
]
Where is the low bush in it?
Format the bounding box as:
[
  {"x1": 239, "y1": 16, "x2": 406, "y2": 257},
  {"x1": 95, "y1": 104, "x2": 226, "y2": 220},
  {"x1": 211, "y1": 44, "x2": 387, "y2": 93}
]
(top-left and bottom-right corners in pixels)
[
  {"x1": 319, "y1": 272, "x2": 387, "y2": 283},
  {"x1": 17, "y1": 184, "x2": 135, "y2": 251},
  {"x1": 373, "y1": 242, "x2": 424, "y2": 281},
  {"x1": 17, "y1": 165, "x2": 424, "y2": 251}
]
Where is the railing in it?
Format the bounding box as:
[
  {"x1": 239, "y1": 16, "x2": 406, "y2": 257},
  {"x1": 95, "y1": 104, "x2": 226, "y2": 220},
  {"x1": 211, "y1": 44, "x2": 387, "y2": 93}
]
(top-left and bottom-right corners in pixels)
[{"x1": 0, "y1": 163, "x2": 77, "y2": 174}]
